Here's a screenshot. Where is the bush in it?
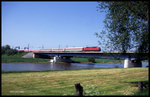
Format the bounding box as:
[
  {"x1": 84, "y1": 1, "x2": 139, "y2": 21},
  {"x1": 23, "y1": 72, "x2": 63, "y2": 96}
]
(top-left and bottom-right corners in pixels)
[
  {"x1": 2, "y1": 45, "x2": 19, "y2": 56},
  {"x1": 7, "y1": 49, "x2": 18, "y2": 56},
  {"x1": 88, "y1": 57, "x2": 96, "y2": 63},
  {"x1": 114, "y1": 65, "x2": 119, "y2": 68}
]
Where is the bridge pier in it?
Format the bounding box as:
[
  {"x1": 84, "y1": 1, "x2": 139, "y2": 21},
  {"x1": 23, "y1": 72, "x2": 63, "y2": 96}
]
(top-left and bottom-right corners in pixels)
[
  {"x1": 124, "y1": 58, "x2": 142, "y2": 68},
  {"x1": 50, "y1": 56, "x2": 72, "y2": 63},
  {"x1": 33, "y1": 53, "x2": 40, "y2": 58}
]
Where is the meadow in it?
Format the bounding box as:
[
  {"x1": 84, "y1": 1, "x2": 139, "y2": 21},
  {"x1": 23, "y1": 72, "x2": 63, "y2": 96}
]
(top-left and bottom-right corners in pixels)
[
  {"x1": 72, "y1": 57, "x2": 123, "y2": 64},
  {"x1": 2, "y1": 68, "x2": 148, "y2": 96}
]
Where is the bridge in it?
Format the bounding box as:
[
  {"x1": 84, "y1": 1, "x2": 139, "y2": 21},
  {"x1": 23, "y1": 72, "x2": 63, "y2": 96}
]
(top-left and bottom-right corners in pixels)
[{"x1": 23, "y1": 51, "x2": 148, "y2": 68}]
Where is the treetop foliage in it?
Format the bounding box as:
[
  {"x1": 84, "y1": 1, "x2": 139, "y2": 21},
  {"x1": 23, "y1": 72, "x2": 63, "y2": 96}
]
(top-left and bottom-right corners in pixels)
[
  {"x1": 2, "y1": 45, "x2": 23, "y2": 56},
  {"x1": 96, "y1": 1, "x2": 149, "y2": 53}
]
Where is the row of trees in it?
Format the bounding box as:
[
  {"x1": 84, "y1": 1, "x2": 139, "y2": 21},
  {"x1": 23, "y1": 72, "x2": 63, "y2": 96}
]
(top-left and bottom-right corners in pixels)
[{"x1": 2, "y1": 45, "x2": 24, "y2": 56}]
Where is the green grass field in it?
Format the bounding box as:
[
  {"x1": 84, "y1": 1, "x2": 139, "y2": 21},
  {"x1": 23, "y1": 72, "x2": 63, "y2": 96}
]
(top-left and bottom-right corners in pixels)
[
  {"x1": 2, "y1": 54, "x2": 50, "y2": 64},
  {"x1": 72, "y1": 57, "x2": 123, "y2": 63},
  {"x1": 2, "y1": 68, "x2": 148, "y2": 96}
]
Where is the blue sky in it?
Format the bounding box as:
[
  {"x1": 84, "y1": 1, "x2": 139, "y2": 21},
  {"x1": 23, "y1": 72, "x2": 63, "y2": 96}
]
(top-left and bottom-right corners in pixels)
[{"x1": 2, "y1": 1, "x2": 106, "y2": 49}]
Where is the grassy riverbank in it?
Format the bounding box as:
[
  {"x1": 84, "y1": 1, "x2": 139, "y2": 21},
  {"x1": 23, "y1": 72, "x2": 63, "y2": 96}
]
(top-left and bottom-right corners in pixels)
[
  {"x1": 71, "y1": 57, "x2": 123, "y2": 64},
  {"x1": 2, "y1": 54, "x2": 50, "y2": 64},
  {"x1": 2, "y1": 68, "x2": 148, "y2": 96},
  {"x1": 2, "y1": 54, "x2": 124, "y2": 64}
]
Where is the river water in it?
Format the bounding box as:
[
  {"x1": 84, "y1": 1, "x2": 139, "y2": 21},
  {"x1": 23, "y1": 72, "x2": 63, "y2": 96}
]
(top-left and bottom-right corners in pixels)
[{"x1": 2, "y1": 62, "x2": 148, "y2": 71}]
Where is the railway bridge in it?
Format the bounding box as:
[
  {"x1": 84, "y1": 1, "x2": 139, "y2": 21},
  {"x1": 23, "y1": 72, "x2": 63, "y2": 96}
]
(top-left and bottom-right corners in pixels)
[{"x1": 25, "y1": 51, "x2": 148, "y2": 68}]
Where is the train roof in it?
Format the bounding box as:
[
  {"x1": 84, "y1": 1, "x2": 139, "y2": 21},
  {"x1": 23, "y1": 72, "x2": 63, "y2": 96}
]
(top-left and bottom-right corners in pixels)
[
  {"x1": 84, "y1": 46, "x2": 99, "y2": 48},
  {"x1": 67, "y1": 47, "x2": 83, "y2": 48}
]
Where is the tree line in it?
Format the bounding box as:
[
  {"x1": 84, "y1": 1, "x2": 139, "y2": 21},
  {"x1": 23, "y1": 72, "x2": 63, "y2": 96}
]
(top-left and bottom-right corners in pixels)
[{"x1": 2, "y1": 45, "x2": 24, "y2": 56}]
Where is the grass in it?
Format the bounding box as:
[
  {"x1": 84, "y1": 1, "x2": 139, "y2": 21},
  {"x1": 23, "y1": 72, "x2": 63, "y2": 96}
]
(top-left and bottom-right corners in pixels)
[
  {"x1": 2, "y1": 54, "x2": 50, "y2": 64},
  {"x1": 2, "y1": 68, "x2": 148, "y2": 96},
  {"x1": 71, "y1": 57, "x2": 123, "y2": 64},
  {"x1": 134, "y1": 88, "x2": 149, "y2": 96}
]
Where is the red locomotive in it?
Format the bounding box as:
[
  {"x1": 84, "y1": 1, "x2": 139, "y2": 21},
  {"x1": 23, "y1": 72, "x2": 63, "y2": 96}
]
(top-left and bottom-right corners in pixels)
[{"x1": 83, "y1": 47, "x2": 100, "y2": 51}]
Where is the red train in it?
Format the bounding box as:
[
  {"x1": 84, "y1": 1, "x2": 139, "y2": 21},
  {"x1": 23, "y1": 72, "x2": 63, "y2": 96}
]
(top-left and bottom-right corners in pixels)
[
  {"x1": 83, "y1": 47, "x2": 100, "y2": 51},
  {"x1": 19, "y1": 47, "x2": 101, "y2": 52}
]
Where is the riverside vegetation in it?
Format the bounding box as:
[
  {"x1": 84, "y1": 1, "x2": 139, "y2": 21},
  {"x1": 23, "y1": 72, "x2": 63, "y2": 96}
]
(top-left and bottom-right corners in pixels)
[
  {"x1": 2, "y1": 45, "x2": 50, "y2": 64},
  {"x1": 2, "y1": 54, "x2": 50, "y2": 64},
  {"x1": 2, "y1": 54, "x2": 123, "y2": 64},
  {"x1": 2, "y1": 68, "x2": 148, "y2": 96}
]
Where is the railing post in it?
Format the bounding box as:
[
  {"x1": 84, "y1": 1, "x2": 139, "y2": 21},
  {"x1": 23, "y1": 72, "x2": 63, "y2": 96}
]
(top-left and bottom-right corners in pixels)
[
  {"x1": 138, "y1": 82, "x2": 143, "y2": 92},
  {"x1": 75, "y1": 82, "x2": 83, "y2": 96}
]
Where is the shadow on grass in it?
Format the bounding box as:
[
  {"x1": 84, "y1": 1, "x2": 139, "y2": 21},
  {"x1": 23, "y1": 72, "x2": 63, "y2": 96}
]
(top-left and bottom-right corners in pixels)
[
  {"x1": 121, "y1": 81, "x2": 149, "y2": 96},
  {"x1": 134, "y1": 88, "x2": 149, "y2": 96}
]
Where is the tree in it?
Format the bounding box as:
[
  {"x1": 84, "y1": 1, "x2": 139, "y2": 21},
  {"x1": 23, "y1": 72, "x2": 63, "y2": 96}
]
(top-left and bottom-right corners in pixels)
[
  {"x1": 2, "y1": 45, "x2": 11, "y2": 54},
  {"x1": 2, "y1": 45, "x2": 18, "y2": 55},
  {"x1": 4, "y1": 45, "x2": 11, "y2": 50},
  {"x1": 96, "y1": 1, "x2": 149, "y2": 53},
  {"x1": 88, "y1": 57, "x2": 96, "y2": 63}
]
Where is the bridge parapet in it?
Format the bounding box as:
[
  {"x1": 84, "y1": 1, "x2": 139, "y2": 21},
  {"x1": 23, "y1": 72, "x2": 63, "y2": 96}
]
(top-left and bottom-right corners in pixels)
[{"x1": 33, "y1": 53, "x2": 39, "y2": 58}]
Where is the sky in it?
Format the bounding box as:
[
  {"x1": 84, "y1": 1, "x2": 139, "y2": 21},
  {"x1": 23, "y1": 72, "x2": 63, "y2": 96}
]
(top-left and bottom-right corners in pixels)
[{"x1": 2, "y1": 1, "x2": 106, "y2": 49}]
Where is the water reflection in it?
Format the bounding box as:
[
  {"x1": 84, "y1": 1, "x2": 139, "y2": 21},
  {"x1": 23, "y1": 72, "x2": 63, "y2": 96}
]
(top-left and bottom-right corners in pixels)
[
  {"x1": 50, "y1": 63, "x2": 72, "y2": 70},
  {"x1": 2, "y1": 62, "x2": 148, "y2": 71}
]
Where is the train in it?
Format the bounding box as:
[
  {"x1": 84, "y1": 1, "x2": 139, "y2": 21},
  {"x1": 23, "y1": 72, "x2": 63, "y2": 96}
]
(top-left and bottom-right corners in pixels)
[{"x1": 18, "y1": 47, "x2": 101, "y2": 52}]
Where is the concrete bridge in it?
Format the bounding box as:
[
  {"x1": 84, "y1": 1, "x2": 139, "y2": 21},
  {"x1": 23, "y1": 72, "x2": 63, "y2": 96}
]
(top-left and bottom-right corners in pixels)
[{"x1": 23, "y1": 51, "x2": 148, "y2": 68}]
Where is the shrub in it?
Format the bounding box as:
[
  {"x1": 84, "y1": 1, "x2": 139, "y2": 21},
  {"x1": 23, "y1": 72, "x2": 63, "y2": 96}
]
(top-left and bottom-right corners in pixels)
[
  {"x1": 88, "y1": 57, "x2": 96, "y2": 63},
  {"x1": 114, "y1": 65, "x2": 119, "y2": 68},
  {"x1": 2, "y1": 45, "x2": 19, "y2": 56}
]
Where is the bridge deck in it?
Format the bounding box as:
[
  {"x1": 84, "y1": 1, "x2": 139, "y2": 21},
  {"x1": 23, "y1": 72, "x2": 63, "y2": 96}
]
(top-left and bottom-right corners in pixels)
[{"x1": 32, "y1": 51, "x2": 148, "y2": 60}]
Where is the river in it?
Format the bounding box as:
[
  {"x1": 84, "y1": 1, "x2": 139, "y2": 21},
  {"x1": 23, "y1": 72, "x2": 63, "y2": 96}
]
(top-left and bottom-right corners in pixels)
[{"x1": 2, "y1": 62, "x2": 148, "y2": 71}]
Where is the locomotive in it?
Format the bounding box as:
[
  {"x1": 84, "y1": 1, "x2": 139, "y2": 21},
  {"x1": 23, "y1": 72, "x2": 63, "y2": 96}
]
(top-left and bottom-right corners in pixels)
[{"x1": 20, "y1": 47, "x2": 101, "y2": 52}]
